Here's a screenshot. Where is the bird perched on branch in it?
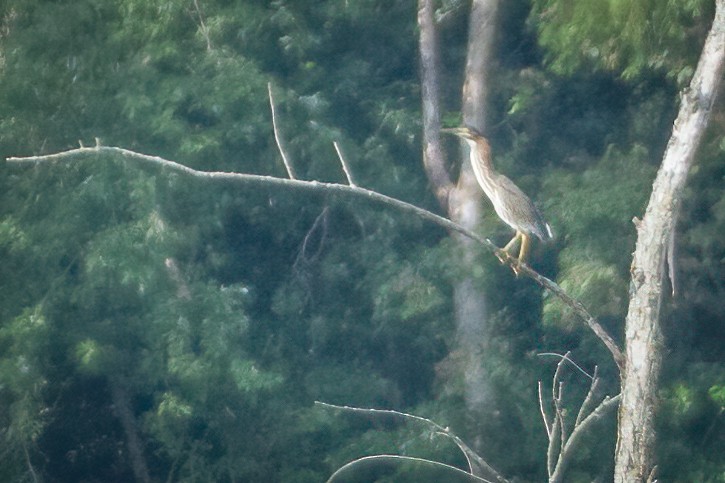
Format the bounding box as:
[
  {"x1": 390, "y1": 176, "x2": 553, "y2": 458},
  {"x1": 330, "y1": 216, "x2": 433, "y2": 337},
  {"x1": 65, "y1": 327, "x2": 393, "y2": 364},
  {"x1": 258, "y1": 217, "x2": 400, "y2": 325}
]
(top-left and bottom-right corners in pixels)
[{"x1": 442, "y1": 126, "x2": 552, "y2": 273}]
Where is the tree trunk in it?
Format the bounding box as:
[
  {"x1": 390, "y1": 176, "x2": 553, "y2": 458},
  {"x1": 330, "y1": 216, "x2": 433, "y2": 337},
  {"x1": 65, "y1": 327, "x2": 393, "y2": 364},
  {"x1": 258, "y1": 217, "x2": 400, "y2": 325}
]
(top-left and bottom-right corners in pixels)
[
  {"x1": 454, "y1": 0, "x2": 500, "y2": 415},
  {"x1": 111, "y1": 382, "x2": 151, "y2": 483},
  {"x1": 418, "y1": 0, "x2": 453, "y2": 208},
  {"x1": 614, "y1": 2, "x2": 725, "y2": 481},
  {"x1": 418, "y1": 0, "x2": 500, "y2": 416}
]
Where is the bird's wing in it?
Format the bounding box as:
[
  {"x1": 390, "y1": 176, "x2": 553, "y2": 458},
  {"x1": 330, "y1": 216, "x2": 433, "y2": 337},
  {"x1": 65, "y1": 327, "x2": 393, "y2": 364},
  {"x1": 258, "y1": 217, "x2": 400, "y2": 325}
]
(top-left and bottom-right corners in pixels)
[{"x1": 490, "y1": 174, "x2": 552, "y2": 241}]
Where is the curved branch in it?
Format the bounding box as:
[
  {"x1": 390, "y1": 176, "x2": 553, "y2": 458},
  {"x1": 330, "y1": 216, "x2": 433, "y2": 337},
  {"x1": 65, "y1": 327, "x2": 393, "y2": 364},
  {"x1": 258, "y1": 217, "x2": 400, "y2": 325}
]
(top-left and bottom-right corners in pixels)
[
  {"x1": 326, "y1": 454, "x2": 495, "y2": 483},
  {"x1": 5, "y1": 145, "x2": 624, "y2": 371},
  {"x1": 315, "y1": 401, "x2": 508, "y2": 483}
]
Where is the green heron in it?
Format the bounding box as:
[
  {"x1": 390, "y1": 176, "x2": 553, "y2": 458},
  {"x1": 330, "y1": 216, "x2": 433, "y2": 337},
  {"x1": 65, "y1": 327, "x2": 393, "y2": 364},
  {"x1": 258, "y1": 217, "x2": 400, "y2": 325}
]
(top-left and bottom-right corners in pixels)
[{"x1": 442, "y1": 126, "x2": 552, "y2": 272}]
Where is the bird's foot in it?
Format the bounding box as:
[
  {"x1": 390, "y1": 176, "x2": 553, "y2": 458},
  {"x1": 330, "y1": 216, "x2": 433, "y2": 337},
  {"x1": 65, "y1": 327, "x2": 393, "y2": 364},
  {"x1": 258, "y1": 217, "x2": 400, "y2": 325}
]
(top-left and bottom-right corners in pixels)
[
  {"x1": 512, "y1": 261, "x2": 523, "y2": 277},
  {"x1": 495, "y1": 248, "x2": 526, "y2": 276},
  {"x1": 495, "y1": 249, "x2": 510, "y2": 265}
]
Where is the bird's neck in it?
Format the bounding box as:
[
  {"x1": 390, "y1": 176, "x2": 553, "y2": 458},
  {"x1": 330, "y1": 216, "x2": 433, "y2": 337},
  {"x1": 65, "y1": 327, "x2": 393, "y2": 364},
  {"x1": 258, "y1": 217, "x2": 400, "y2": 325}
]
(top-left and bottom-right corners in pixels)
[{"x1": 469, "y1": 138, "x2": 493, "y2": 172}]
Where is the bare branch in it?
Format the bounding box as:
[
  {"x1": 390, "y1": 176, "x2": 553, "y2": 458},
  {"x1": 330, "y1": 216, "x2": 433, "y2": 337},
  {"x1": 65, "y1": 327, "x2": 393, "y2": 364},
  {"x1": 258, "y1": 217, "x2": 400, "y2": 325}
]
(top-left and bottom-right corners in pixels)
[
  {"x1": 22, "y1": 443, "x2": 38, "y2": 483},
  {"x1": 332, "y1": 141, "x2": 356, "y2": 187},
  {"x1": 192, "y1": 0, "x2": 212, "y2": 51},
  {"x1": 555, "y1": 381, "x2": 567, "y2": 457},
  {"x1": 267, "y1": 82, "x2": 297, "y2": 179},
  {"x1": 552, "y1": 356, "x2": 568, "y2": 469},
  {"x1": 539, "y1": 355, "x2": 621, "y2": 483},
  {"x1": 6, "y1": 145, "x2": 623, "y2": 371},
  {"x1": 550, "y1": 394, "x2": 621, "y2": 483},
  {"x1": 325, "y1": 454, "x2": 496, "y2": 483},
  {"x1": 575, "y1": 366, "x2": 600, "y2": 427},
  {"x1": 315, "y1": 401, "x2": 509, "y2": 483},
  {"x1": 537, "y1": 353, "x2": 594, "y2": 380},
  {"x1": 551, "y1": 352, "x2": 568, "y2": 400},
  {"x1": 297, "y1": 206, "x2": 329, "y2": 265},
  {"x1": 538, "y1": 381, "x2": 551, "y2": 439},
  {"x1": 547, "y1": 407, "x2": 560, "y2": 478},
  {"x1": 523, "y1": 264, "x2": 625, "y2": 374}
]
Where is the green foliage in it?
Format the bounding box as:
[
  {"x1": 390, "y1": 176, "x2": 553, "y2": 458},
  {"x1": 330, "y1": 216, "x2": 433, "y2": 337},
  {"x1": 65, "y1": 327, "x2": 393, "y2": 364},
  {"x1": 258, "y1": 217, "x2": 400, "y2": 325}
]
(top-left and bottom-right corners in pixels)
[
  {"x1": 542, "y1": 145, "x2": 655, "y2": 330},
  {"x1": 656, "y1": 364, "x2": 725, "y2": 481},
  {"x1": 530, "y1": 0, "x2": 713, "y2": 81},
  {"x1": 0, "y1": 0, "x2": 723, "y2": 481},
  {"x1": 0, "y1": 307, "x2": 51, "y2": 480}
]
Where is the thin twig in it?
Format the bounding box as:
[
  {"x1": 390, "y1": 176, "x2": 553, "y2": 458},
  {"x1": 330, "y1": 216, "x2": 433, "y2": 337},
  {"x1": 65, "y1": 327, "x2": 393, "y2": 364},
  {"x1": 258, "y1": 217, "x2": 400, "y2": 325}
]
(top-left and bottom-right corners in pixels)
[
  {"x1": 547, "y1": 407, "x2": 560, "y2": 478},
  {"x1": 538, "y1": 381, "x2": 551, "y2": 439},
  {"x1": 537, "y1": 352, "x2": 594, "y2": 380},
  {"x1": 552, "y1": 354, "x2": 568, "y2": 463},
  {"x1": 333, "y1": 141, "x2": 356, "y2": 186},
  {"x1": 575, "y1": 366, "x2": 600, "y2": 427},
  {"x1": 23, "y1": 443, "x2": 38, "y2": 483},
  {"x1": 524, "y1": 265, "x2": 624, "y2": 374},
  {"x1": 555, "y1": 381, "x2": 567, "y2": 457},
  {"x1": 6, "y1": 145, "x2": 623, "y2": 372},
  {"x1": 541, "y1": 356, "x2": 621, "y2": 483},
  {"x1": 192, "y1": 0, "x2": 212, "y2": 51},
  {"x1": 552, "y1": 352, "x2": 569, "y2": 400},
  {"x1": 267, "y1": 82, "x2": 297, "y2": 179},
  {"x1": 297, "y1": 206, "x2": 329, "y2": 264}
]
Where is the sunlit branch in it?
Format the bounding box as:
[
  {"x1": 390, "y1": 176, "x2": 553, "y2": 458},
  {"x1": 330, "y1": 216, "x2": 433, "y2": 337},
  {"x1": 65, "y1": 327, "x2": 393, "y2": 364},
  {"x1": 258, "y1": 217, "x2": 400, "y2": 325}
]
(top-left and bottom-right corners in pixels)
[
  {"x1": 267, "y1": 82, "x2": 297, "y2": 179},
  {"x1": 5, "y1": 144, "x2": 624, "y2": 372},
  {"x1": 537, "y1": 352, "x2": 594, "y2": 380},
  {"x1": 315, "y1": 401, "x2": 508, "y2": 483},
  {"x1": 539, "y1": 354, "x2": 621, "y2": 483},
  {"x1": 332, "y1": 141, "x2": 356, "y2": 187},
  {"x1": 325, "y1": 454, "x2": 496, "y2": 483}
]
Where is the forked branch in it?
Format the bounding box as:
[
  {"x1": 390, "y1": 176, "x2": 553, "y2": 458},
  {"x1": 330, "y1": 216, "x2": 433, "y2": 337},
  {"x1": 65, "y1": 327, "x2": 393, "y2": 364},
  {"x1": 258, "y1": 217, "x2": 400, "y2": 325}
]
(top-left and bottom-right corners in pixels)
[{"x1": 538, "y1": 353, "x2": 621, "y2": 483}]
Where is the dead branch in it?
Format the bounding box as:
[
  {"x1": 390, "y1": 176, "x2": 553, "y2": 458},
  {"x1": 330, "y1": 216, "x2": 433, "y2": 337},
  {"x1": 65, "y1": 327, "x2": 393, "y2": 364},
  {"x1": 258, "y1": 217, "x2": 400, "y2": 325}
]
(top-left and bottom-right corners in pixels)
[
  {"x1": 538, "y1": 381, "x2": 551, "y2": 439},
  {"x1": 332, "y1": 141, "x2": 357, "y2": 187},
  {"x1": 539, "y1": 354, "x2": 621, "y2": 483},
  {"x1": 5, "y1": 145, "x2": 623, "y2": 371},
  {"x1": 325, "y1": 454, "x2": 496, "y2": 483},
  {"x1": 267, "y1": 82, "x2": 297, "y2": 179},
  {"x1": 315, "y1": 401, "x2": 508, "y2": 483}
]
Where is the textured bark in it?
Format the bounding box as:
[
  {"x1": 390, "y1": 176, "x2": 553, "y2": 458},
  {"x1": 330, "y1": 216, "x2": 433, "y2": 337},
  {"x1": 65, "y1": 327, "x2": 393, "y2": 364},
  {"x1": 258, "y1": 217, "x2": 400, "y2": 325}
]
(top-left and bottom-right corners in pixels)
[
  {"x1": 418, "y1": 0, "x2": 453, "y2": 209},
  {"x1": 462, "y1": 0, "x2": 499, "y2": 132},
  {"x1": 614, "y1": 2, "x2": 725, "y2": 481}
]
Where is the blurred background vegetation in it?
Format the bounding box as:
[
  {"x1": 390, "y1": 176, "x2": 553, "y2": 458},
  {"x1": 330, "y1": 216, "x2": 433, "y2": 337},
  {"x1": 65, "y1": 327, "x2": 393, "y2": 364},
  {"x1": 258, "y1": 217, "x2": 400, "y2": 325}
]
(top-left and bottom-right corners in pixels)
[{"x1": 0, "y1": 0, "x2": 722, "y2": 481}]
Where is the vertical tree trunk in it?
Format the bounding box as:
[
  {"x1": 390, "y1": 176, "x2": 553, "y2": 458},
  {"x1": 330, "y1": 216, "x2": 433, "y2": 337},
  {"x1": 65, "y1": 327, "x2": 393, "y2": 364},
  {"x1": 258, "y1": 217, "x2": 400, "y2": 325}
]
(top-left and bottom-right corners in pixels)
[
  {"x1": 462, "y1": 0, "x2": 498, "y2": 131},
  {"x1": 614, "y1": 2, "x2": 725, "y2": 481},
  {"x1": 454, "y1": 0, "x2": 500, "y2": 415},
  {"x1": 418, "y1": 0, "x2": 500, "y2": 416},
  {"x1": 418, "y1": 0, "x2": 453, "y2": 206}
]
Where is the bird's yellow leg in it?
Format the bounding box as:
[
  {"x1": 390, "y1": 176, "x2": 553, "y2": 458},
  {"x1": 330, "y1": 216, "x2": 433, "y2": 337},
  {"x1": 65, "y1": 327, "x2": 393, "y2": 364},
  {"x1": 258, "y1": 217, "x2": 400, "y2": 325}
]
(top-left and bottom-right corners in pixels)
[
  {"x1": 514, "y1": 233, "x2": 531, "y2": 274},
  {"x1": 497, "y1": 231, "x2": 521, "y2": 264},
  {"x1": 503, "y1": 232, "x2": 521, "y2": 254}
]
